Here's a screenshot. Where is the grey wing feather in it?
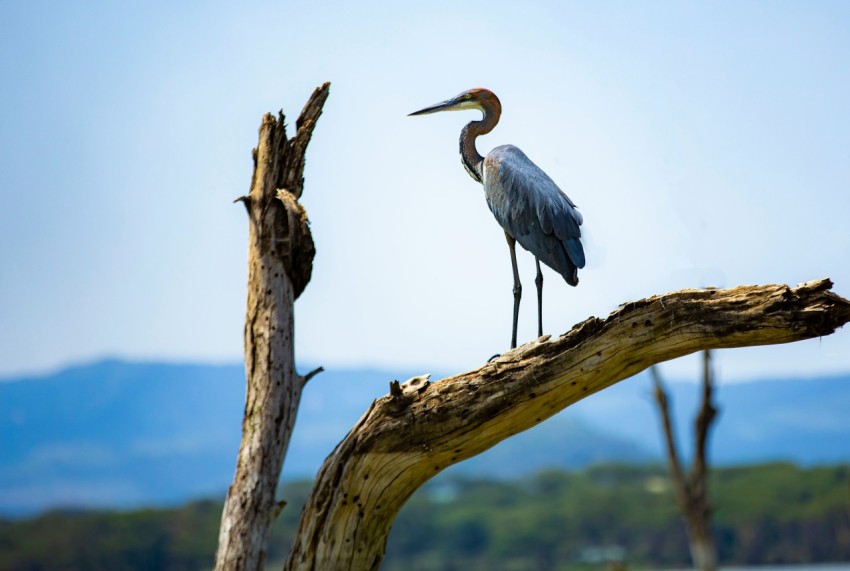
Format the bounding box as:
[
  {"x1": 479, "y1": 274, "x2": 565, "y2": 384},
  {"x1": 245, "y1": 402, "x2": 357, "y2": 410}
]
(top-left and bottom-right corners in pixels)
[{"x1": 482, "y1": 145, "x2": 585, "y2": 284}]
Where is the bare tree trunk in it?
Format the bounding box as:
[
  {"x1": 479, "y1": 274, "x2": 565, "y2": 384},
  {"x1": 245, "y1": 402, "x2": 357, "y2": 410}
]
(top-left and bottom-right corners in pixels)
[
  {"x1": 284, "y1": 280, "x2": 850, "y2": 570},
  {"x1": 651, "y1": 350, "x2": 718, "y2": 571},
  {"x1": 214, "y1": 82, "x2": 330, "y2": 571},
  {"x1": 688, "y1": 533, "x2": 717, "y2": 571}
]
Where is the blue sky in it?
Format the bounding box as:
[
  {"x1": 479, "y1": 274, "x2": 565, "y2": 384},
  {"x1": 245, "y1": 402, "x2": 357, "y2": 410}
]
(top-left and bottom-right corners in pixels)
[{"x1": 1, "y1": 1, "x2": 848, "y2": 381}]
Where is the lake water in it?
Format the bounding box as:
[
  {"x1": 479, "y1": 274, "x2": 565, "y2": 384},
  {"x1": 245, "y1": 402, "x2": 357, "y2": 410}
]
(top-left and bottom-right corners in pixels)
[{"x1": 662, "y1": 565, "x2": 850, "y2": 571}]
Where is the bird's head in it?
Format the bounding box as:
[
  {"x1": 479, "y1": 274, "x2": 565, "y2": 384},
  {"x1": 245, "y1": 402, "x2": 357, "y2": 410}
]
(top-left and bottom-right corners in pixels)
[{"x1": 408, "y1": 88, "x2": 501, "y2": 117}]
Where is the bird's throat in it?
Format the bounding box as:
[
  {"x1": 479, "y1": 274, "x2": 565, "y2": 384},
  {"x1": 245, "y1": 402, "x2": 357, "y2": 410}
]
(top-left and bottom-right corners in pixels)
[{"x1": 460, "y1": 122, "x2": 485, "y2": 183}]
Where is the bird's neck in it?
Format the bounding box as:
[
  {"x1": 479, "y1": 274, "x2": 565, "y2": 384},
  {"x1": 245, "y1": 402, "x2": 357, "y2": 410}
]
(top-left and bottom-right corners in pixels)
[{"x1": 460, "y1": 105, "x2": 500, "y2": 184}]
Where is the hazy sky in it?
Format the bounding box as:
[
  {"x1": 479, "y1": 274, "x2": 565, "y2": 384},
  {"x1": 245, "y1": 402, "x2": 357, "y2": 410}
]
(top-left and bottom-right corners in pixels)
[{"x1": 1, "y1": 1, "x2": 849, "y2": 381}]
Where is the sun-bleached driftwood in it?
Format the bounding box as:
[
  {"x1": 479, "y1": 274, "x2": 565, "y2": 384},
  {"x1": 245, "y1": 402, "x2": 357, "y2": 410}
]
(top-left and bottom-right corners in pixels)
[
  {"x1": 214, "y1": 82, "x2": 330, "y2": 571},
  {"x1": 284, "y1": 279, "x2": 850, "y2": 570}
]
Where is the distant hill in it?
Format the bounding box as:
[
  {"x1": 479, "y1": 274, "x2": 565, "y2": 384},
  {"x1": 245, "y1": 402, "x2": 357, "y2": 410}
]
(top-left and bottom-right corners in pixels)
[
  {"x1": 3, "y1": 463, "x2": 850, "y2": 569},
  {"x1": 2, "y1": 359, "x2": 849, "y2": 516},
  {"x1": 575, "y1": 369, "x2": 850, "y2": 466}
]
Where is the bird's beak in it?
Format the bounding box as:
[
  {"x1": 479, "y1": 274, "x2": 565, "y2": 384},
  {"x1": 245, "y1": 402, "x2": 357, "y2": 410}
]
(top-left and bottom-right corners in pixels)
[{"x1": 408, "y1": 97, "x2": 463, "y2": 116}]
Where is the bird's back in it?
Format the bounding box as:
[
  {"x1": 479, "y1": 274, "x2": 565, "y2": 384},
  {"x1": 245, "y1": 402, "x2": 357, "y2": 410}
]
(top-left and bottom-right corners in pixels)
[{"x1": 482, "y1": 145, "x2": 585, "y2": 285}]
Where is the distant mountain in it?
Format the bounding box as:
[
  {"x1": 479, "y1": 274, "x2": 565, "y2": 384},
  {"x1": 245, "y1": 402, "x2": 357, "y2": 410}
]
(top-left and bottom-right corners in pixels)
[
  {"x1": 0, "y1": 360, "x2": 397, "y2": 516},
  {"x1": 2, "y1": 359, "x2": 849, "y2": 516},
  {"x1": 574, "y1": 370, "x2": 850, "y2": 466}
]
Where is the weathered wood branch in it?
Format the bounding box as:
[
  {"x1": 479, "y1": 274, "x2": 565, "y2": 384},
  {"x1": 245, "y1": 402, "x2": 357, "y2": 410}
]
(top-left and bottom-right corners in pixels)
[
  {"x1": 285, "y1": 279, "x2": 850, "y2": 570},
  {"x1": 214, "y1": 82, "x2": 330, "y2": 571}
]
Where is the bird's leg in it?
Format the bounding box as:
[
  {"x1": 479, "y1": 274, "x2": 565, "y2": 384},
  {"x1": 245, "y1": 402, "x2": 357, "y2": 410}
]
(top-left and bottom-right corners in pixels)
[
  {"x1": 505, "y1": 233, "x2": 521, "y2": 349},
  {"x1": 535, "y1": 258, "x2": 543, "y2": 338}
]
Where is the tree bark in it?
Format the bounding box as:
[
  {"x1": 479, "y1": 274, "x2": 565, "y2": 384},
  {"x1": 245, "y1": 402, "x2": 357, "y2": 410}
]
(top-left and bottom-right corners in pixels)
[
  {"x1": 214, "y1": 82, "x2": 330, "y2": 571},
  {"x1": 651, "y1": 350, "x2": 718, "y2": 571},
  {"x1": 285, "y1": 279, "x2": 850, "y2": 570}
]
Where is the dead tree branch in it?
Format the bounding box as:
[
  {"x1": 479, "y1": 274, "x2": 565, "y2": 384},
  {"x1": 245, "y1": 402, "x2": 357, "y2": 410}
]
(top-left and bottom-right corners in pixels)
[
  {"x1": 652, "y1": 350, "x2": 718, "y2": 571},
  {"x1": 285, "y1": 279, "x2": 850, "y2": 570},
  {"x1": 214, "y1": 82, "x2": 330, "y2": 571},
  {"x1": 650, "y1": 365, "x2": 690, "y2": 502}
]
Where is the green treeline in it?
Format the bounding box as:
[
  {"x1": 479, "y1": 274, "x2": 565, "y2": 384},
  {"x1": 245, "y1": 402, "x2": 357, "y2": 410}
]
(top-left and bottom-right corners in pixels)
[{"x1": 0, "y1": 462, "x2": 848, "y2": 570}]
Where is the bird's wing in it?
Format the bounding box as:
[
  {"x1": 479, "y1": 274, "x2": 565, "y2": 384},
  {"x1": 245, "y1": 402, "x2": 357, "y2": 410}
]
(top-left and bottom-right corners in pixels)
[{"x1": 483, "y1": 145, "x2": 585, "y2": 281}]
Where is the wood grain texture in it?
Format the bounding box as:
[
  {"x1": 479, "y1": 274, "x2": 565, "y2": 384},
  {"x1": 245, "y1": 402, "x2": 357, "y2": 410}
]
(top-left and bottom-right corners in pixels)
[
  {"x1": 214, "y1": 83, "x2": 329, "y2": 571},
  {"x1": 284, "y1": 279, "x2": 850, "y2": 570}
]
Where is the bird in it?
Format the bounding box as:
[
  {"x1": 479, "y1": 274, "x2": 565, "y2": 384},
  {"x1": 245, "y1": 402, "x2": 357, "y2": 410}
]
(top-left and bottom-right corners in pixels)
[{"x1": 409, "y1": 88, "x2": 585, "y2": 349}]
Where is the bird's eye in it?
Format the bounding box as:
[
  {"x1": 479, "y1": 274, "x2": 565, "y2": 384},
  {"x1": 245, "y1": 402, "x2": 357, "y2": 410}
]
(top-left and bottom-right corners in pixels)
[{"x1": 464, "y1": 93, "x2": 472, "y2": 100}]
